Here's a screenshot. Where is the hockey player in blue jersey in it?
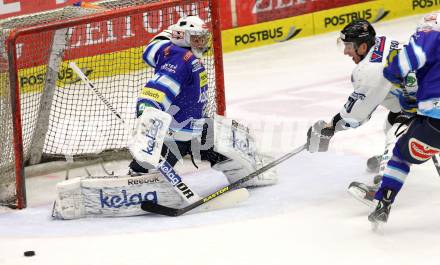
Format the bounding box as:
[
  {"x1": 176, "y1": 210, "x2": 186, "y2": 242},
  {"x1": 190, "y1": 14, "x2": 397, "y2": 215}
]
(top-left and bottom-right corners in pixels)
[
  {"x1": 369, "y1": 13, "x2": 440, "y2": 226},
  {"x1": 128, "y1": 15, "x2": 277, "y2": 189},
  {"x1": 52, "y1": 16, "x2": 277, "y2": 219},
  {"x1": 128, "y1": 15, "x2": 222, "y2": 174}
]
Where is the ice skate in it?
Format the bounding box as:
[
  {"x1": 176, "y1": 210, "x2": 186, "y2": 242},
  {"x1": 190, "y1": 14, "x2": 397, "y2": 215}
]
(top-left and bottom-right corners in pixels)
[
  {"x1": 368, "y1": 189, "x2": 396, "y2": 231},
  {"x1": 347, "y1": 181, "x2": 378, "y2": 207}
]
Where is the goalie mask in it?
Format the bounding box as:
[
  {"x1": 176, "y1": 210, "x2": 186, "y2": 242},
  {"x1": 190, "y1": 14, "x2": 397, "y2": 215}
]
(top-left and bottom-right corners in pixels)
[
  {"x1": 416, "y1": 13, "x2": 440, "y2": 32},
  {"x1": 169, "y1": 15, "x2": 210, "y2": 58}
]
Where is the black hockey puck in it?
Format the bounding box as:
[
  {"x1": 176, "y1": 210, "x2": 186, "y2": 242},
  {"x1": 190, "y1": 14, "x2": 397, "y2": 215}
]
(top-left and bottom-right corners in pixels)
[{"x1": 24, "y1": 251, "x2": 35, "y2": 257}]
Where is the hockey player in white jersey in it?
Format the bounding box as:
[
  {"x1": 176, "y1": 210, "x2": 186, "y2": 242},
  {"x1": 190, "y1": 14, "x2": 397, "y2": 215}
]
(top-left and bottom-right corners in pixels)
[{"x1": 305, "y1": 20, "x2": 417, "y2": 206}]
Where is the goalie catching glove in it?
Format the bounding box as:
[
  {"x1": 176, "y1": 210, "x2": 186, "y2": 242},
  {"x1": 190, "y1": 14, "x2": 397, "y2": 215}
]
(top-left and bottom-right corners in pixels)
[{"x1": 306, "y1": 120, "x2": 335, "y2": 153}]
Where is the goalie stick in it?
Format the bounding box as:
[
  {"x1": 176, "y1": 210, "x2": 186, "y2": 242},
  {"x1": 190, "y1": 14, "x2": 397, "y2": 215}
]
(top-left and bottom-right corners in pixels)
[
  {"x1": 69, "y1": 62, "x2": 126, "y2": 125},
  {"x1": 141, "y1": 143, "x2": 307, "y2": 216}
]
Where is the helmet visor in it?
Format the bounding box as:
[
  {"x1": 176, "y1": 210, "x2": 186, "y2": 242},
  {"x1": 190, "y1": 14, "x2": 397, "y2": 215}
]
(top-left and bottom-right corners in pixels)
[
  {"x1": 189, "y1": 30, "x2": 210, "y2": 48},
  {"x1": 188, "y1": 29, "x2": 211, "y2": 56},
  {"x1": 336, "y1": 37, "x2": 357, "y2": 54}
]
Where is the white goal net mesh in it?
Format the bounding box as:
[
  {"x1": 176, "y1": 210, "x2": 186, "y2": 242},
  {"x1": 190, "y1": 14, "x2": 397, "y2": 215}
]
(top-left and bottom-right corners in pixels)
[{"x1": 0, "y1": 0, "x2": 224, "y2": 208}]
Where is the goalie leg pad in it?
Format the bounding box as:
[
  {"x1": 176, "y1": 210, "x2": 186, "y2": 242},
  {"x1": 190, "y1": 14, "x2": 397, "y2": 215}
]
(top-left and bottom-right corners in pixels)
[
  {"x1": 211, "y1": 115, "x2": 278, "y2": 187},
  {"x1": 53, "y1": 173, "x2": 183, "y2": 219}
]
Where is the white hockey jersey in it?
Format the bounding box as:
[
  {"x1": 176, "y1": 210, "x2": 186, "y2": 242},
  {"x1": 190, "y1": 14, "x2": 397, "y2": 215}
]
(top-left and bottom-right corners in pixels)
[{"x1": 338, "y1": 36, "x2": 401, "y2": 129}]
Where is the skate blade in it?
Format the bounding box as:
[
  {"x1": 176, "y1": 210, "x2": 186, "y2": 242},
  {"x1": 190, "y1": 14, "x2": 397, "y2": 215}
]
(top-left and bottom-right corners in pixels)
[{"x1": 347, "y1": 187, "x2": 376, "y2": 208}]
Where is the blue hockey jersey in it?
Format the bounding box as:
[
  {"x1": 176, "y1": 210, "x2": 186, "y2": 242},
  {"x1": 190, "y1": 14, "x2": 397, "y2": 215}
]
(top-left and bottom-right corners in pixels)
[
  {"x1": 383, "y1": 30, "x2": 440, "y2": 118},
  {"x1": 137, "y1": 40, "x2": 209, "y2": 140}
]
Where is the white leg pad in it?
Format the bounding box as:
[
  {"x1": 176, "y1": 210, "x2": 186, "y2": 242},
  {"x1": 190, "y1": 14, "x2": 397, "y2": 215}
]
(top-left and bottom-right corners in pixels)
[
  {"x1": 53, "y1": 173, "x2": 182, "y2": 219},
  {"x1": 212, "y1": 115, "x2": 278, "y2": 187}
]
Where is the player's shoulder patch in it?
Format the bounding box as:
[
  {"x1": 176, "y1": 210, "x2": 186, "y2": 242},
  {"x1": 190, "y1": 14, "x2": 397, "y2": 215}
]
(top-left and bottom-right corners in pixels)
[
  {"x1": 183, "y1": 50, "x2": 194, "y2": 62},
  {"x1": 370, "y1": 36, "x2": 386, "y2": 63},
  {"x1": 163, "y1": 45, "x2": 171, "y2": 57},
  {"x1": 191, "y1": 58, "x2": 204, "y2": 72}
]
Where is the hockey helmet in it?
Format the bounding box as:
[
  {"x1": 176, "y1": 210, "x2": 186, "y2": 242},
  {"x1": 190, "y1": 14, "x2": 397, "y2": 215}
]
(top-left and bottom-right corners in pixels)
[
  {"x1": 416, "y1": 13, "x2": 440, "y2": 32},
  {"x1": 338, "y1": 19, "x2": 376, "y2": 50},
  {"x1": 169, "y1": 15, "x2": 210, "y2": 58}
]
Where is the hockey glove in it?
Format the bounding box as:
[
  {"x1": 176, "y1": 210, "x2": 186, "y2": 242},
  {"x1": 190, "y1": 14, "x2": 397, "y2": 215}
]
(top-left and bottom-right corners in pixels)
[
  {"x1": 398, "y1": 92, "x2": 417, "y2": 114},
  {"x1": 383, "y1": 66, "x2": 404, "y2": 87},
  {"x1": 306, "y1": 120, "x2": 335, "y2": 153}
]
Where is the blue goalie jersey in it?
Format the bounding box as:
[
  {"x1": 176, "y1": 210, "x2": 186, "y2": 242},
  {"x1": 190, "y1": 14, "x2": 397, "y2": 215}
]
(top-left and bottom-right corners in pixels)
[
  {"x1": 383, "y1": 30, "x2": 440, "y2": 119},
  {"x1": 137, "y1": 40, "x2": 209, "y2": 140}
]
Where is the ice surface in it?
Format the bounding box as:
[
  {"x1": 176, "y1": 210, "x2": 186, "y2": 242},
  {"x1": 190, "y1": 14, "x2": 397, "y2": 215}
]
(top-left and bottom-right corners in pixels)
[{"x1": 2, "y1": 14, "x2": 440, "y2": 265}]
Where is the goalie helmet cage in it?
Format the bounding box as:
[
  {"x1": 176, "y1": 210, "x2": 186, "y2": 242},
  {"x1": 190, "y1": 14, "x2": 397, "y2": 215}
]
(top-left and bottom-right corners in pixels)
[{"x1": 0, "y1": 0, "x2": 225, "y2": 209}]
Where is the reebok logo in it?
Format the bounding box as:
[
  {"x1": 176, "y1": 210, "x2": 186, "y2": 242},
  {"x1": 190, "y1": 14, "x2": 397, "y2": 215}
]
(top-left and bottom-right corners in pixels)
[{"x1": 127, "y1": 177, "x2": 160, "y2": 185}]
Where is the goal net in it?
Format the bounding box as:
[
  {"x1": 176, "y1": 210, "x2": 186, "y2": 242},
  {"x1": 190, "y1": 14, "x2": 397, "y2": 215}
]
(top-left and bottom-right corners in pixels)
[{"x1": 0, "y1": 0, "x2": 225, "y2": 209}]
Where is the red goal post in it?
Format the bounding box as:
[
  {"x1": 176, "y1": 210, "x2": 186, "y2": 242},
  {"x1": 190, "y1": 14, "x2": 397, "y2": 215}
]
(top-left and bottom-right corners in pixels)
[{"x1": 0, "y1": 0, "x2": 226, "y2": 209}]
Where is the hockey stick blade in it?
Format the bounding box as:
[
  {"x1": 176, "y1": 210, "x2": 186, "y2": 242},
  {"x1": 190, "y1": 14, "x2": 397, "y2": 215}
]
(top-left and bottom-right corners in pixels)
[
  {"x1": 141, "y1": 202, "x2": 180, "y2": 216},
  {"x1": 141, "y1": 144, "x2": 306, "y2": 217}
]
